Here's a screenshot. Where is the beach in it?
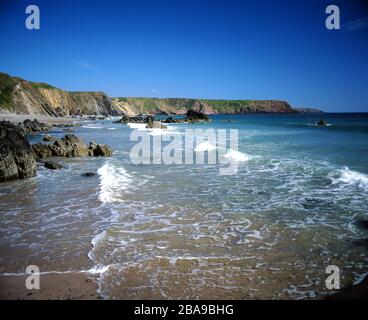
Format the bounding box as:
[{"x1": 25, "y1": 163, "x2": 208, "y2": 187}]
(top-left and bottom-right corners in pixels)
[{"x1": 1, "y1": 113, "x2": 367, "y2": 299}]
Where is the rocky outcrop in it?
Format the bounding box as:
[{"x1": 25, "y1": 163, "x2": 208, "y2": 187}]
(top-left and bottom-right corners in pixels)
[
  {"x1": 20, "y1": 119, "x2": 52, "y2": 135},
  {"x1": 317, "y1": 119, "x2": 327, "y2": 126},
  {"x1": 32, "y1": 134, "x2": 112, "y2": 159},
  {"x1": 43, "y1": 134, "x2": 56, "y2": 142},
  {"x1": 113, "y1": 115, "x2": 147, "y2": 124},
  {"x1": 185, "y1": 110, "x2": 210, "y2": 122},
  {"x1": 81, "y1": 172, "x2": 96, "y2": 177},
  {"x1": 44, "y1": 160, "x2": 63, "y2": 170},
  {"x1": 0, "y1": 121, "x2": 37, "y2": 182},
  {"x1": 163, "y1": 117, "x2": 185, "y2": 124}
]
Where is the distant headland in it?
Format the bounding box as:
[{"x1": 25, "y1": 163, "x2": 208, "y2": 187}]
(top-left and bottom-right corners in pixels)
[{"x1": 0, "y1": 72, "x2": 323, "y2": 117}]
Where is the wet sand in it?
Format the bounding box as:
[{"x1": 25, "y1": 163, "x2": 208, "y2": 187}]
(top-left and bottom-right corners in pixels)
[{"x1": 0, "y1": 273, "x2": 99, "y2": 300}]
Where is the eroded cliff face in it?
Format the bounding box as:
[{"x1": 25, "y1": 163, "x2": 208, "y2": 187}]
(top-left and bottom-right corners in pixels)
[
  {"x1": 1, "y1": 72, "x2": 309, "y2": 117},
  {"x1": 111, "y1": 97, "x2": 297, "y2": 115},
  {"x1": 0, "y1": 73, "x2": 116, "y2": 116}
]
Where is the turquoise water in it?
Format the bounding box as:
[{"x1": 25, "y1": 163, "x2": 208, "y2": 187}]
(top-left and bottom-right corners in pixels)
[{"x1": 0, "y1": 113, "x2": 367, "y2": 299}]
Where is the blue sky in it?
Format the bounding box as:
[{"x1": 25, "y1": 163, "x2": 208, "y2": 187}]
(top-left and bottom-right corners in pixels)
[{"x1": 0, "y1": 0, "x2": 367, "y2": 112}]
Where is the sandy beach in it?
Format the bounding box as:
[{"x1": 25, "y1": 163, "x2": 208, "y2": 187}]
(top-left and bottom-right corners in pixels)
[
  {"x1": 0, "y1": 273, "x2": 99, "y2": 300},
  {"x1": 0, "y1": 113, "x2": 75, "y2": 125}
]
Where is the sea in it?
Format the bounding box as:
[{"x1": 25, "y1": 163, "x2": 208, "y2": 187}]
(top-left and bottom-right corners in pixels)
[{"x1": 0, "y1": 113, "x2": 367, "y2": 299}]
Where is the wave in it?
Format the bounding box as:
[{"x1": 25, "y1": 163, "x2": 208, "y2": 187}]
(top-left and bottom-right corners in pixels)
[
  {"x1": 97, "y1": 162, "x2": 133, "y2": 203},
  {"x1": 224, "y1": 149, "x2": 252, "y2": 162},
  {"x1": 336, "y1": 167, "x2": 368, "y2": 191},
  {"x1": 82, "y1": 124, "x2": 103, "y2": 129},
  {"x1": 194, "y1": 141, "x2": 217, "y2": 152},
  {"x1": 127, "y1": 123, "x2": 147, "y2": 130}
]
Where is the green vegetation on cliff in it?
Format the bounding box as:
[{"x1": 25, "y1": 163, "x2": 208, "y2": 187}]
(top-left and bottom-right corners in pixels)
[{"x1": 0, "y1": 73, "x2": 17, "y2": 110}]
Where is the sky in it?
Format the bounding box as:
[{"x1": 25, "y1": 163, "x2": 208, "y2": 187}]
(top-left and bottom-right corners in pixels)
[{"x1": 0, "y1": 0, "x2": 367, "y2": 112}]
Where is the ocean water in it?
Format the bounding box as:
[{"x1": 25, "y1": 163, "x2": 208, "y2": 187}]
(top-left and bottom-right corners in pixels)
[{"x1": 0, "y1": 113, "x2": 368, "y2": 299}]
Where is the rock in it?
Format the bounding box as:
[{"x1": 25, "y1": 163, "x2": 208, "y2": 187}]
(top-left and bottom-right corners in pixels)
[
  {"x1": 44, "y1": 160, "x2": 63, "y2": 170},
  {"x1": 32, "y1": 143, "x2": 53, "y2": 160},
  {"x1": 32, "y1": 134, "x2": 112, "y2": 159},
  {"x1": 325, "y1": 275, "x2": 368, "y2": 300},
  {"x1": 185, "y1": 110, "x2": 210, "y2": 122},
  {"x1": 163, "y1": 117, "x2": 185, "y2": 124},
  {"x1": 352, "y1": 238, "x2": 368, "y2": 247},
  {"x1": 317, "y1": 119, "x2": 327, "y2": 126},
  {"x1": 81, "y1": 172, "x2": 96, "y2": 177},
  {"x1": 22, "y1": 119, "x2": 51, "y2": 134},
  {"x1": 113, "y1": 115, "x2": 157, "y2": 124},
  {"x1": 0, "y1": 121, "x2": 37, "y2": 182},
  {"x1": 43, "y1": 134, "x2": 56, "y2": 142},
  {"x1": 355, "y1": 214, "x2": 368, "y2": 230},
  {"x1": 146, "y1": 120, "x2": 167, "y2": 129},
  {"x1": 113, "y1": 115, "x2": 146, "y2": 124},
  {"x1": 89, "y1": 141, "x2": 97, "y2": 149},
  {"x1": 92, "y1": 144, "x2": 113, "y2": 157}
]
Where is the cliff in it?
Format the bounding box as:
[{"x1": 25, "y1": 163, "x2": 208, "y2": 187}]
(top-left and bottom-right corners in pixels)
[
  {"x1": 111, "y1": 97, "x2": 298, "y2": 115},
  {"x1": 1, "y1": 72, "x2": 322, "y2": 116},
  {"x1": 0, "y1": 73, "x2": 116, "y2": 116}
]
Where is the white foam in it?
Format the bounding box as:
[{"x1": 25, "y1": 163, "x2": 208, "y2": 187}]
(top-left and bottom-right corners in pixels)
[
  {"x1": 97, "y1": 162, "x2": 133, "y2": 203},
  {"x1": 224, "y1": 149, "x2": 252, "y2": 162},
  {"x1": 127, "y1": 123, "x2": 147, "y2": 130},
  {"x1": 91, "y1": 230, "x2": 107, "y2": 247},
  {"x1": 82, "y1": 124, "x2": 103, "y2": 129},
  {"x1": 87, "y1": 265, "x2": 110, "y2": 275},
  {"x1": 194, "y1": 141, "x2": 217, "y2": 152},
  {"x1": 338, "y1": 167, "x2": 368, "y2": 191},
  {"x1": 148, "y1": 129, "x2": 181, "y2": 136}
]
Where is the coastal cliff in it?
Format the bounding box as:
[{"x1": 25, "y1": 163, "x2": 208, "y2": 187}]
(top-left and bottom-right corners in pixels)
[
  {"x1": 0, "y1": 73, "x2": 116, "y2": 116},
  {"x1": 1, "y1": 72, "x2": 322, "y2": 116},
  {"x1": 111, "y1": 97, "x2": 298, "y2": 115}
]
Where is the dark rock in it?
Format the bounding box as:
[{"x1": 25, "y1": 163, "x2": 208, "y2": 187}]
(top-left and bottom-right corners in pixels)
[
  {"x1": 43, "y1": 134, "x2": 56, "y2": 142},
  {"x1": 22, "y1": 119, "x2": 52, "y2": 134},
  {"x1": 163, "y1": 117, "x2": 185, "y2": 124},
  {"x1": 44, "y1": 160, "x2": 63, "y2": 170},
  {"x1": 113, "y1": 115, "x2": 157, "y2": 124},
  {"x1": 33, "y1": 134, "x2": 112, "y2": 159},
  {"x1": 81, "y1": 172, "x2": 96, "y2": 177},
  {"x1": 355, "y1": 215, "x2": 368, "y2": 230},
  {"x1": 352, "y1": 238, "x2": 368, "y2": 247},
  {"x1": 0, "y1": 121, "x2": 37, "y2": 182},
  {"x1": 185, "y1": 110, "x2": 210, "y2": 122},
  {"x1": 317, "y1": 119, "x2": 327, "y2": 126},
  {"x1": 32, "y1": 143, "x2": 53, "y2": 160},
  {"x1": 325, "y1": 275, "x2": 368, "y2": 300},
  {"x1": 92, "y1": 144, "x2": 113, "y2": 157}
]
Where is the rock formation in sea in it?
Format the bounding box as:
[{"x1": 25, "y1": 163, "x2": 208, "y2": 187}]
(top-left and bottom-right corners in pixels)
[
  {"x1": 32, "y1": 134, "x2": 112, "y2": 160},
  {"x1": 0, "y1": 121, "x2": 37, "y2": 182}
]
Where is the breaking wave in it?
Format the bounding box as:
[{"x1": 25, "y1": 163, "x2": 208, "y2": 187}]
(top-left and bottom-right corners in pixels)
[
  {"x1": 97, "y1": 162, "x2": 133, "y2": 203},
  {"x1": 336, "y1": 167, "x2": 368, "y2": 191}
]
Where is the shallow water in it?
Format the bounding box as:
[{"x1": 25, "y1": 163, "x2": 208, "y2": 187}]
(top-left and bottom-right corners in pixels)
[{"x1": 0, "y1": 113, "x2": 367, "y2": 299}]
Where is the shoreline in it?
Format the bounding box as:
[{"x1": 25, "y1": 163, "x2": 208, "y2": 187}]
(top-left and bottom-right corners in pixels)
[{"x1": 0, "y1": 113, "x2": 76, "y2": 125}]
